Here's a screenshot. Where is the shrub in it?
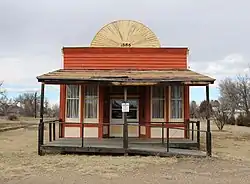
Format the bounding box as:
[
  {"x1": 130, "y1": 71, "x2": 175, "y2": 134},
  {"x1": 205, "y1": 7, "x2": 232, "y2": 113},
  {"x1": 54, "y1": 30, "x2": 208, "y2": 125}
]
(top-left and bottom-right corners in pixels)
[
  {"x1": 236, "y1": 114, "x2": 250, "y2": 127},
  {"x1": 227, "y1": 116, "x2": 236, "y2": 125},
  {"x1": 7, "y1": 114, "x2": 18, "y2": 121}
]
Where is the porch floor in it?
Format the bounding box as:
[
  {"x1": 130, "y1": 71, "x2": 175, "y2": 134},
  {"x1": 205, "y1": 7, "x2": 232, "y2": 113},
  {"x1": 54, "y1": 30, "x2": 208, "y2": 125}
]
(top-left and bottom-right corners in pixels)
[{"x1": 41, "y1": 138, "x2": 206, "y2": 157}]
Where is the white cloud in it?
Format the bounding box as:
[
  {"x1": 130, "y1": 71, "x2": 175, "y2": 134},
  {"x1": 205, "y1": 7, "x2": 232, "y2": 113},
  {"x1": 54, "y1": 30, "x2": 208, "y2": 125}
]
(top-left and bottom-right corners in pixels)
[
  {"x1": 189, "y1": 53, "x2": 249, "y2": 88},
  {"x1": 0, "y1": 55, "x2": 61, "y2": 87}
]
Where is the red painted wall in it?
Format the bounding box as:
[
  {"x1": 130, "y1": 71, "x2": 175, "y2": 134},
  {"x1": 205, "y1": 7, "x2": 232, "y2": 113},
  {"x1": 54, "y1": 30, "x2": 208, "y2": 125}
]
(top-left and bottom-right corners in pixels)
[
  {"x1": 63, "y1": 47, "x2": 188, "y2": 70},
  {"x1": 60, "y1": 47, "x2": 190, "y2": 138}
]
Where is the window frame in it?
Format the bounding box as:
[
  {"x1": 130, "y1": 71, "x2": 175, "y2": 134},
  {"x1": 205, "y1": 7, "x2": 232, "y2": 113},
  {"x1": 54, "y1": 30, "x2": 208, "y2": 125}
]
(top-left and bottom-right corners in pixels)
[
  {"x1": 150, "y1": 86, "x2": 166, "y2": 122},
  {"x1": 169, "y1": 86, "x2": 184, "y2": 122},
  {"x1": 65, "y1": 84, "x2": 81, "y2": 123},
  {"x1": 110, "y1": 98, "x2": 139, "y2": 124},
  {"x1": 84, "y1": 84, "x2": 99, "y2": 123}
]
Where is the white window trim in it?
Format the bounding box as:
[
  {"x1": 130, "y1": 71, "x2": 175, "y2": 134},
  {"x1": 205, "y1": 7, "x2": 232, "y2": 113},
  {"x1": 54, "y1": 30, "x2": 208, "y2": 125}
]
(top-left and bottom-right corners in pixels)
[
  {"x1": 65, "y1": 85, "x2": 81, "y2": 123},
  {"x1": 150, "y1": 86, "x2": 166, "y2": 122},
  {"x1": 169, "y1": 86, "x2": 184, "y2": 122},
  {"x1": 110, "y1": 99, "x2": 139, "y2": 124},
  {"x1": 84, "y1": 84, "x2": 99, "y2": 124}
]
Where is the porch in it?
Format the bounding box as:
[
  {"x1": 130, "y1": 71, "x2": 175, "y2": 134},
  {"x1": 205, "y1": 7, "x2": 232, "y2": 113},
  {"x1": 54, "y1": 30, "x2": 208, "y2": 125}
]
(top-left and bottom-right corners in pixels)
[
  {"x1": 39, "y1": 120, "x2": 207, "y2": 157},
  {"x1": 37, "y1": 68, "x2": 215, "y2": 157}
]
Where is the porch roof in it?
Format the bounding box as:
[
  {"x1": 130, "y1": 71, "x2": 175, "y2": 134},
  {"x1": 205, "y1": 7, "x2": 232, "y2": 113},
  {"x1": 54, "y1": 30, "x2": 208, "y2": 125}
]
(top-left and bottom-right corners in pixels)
[{"x1": 36, "y1": 69, "x2": 215, "y2": 86}]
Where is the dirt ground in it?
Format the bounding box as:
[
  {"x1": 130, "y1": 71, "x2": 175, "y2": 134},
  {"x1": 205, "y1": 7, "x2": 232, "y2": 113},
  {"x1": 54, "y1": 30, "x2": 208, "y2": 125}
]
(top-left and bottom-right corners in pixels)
[{"x1": 1, "y1": 122, "x2": 250, "y2": 184}]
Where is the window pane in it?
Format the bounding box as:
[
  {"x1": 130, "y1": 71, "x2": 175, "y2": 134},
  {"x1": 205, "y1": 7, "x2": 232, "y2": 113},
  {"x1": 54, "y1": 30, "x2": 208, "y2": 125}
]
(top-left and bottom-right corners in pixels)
[
  {"x1": 127, "y1": 99, "x2": 138, "y2": 109},
  {"x1": 152, "y1": 86, "x2": 165, "y2": 119},
  {"x1": 66, "y1": 99, "x2": 79, "y2": 118},
  {"x1": 112, "y1": 110, "x2": 122, "y2": 119},
  {"x1": 171, "y1": 86, "x2": 182, "y2": 99},
  {"x1": 66, "y1": 85, "x2": 79, "y2": 98},
  {"x1": 112, "y1": 100, "x2": 122, "y2": 109},
  {"x1": 127, "y1": 110, "x2": 137, "y2": 119},
  {"x1": 66, "y1": 85, "x2": 79, "y2": 119},
  {"x1": 152, "y1": 99, "x2": 164, "y2": 118},
  {"x1": 84, "y1": 85, "x2": 98, "y2": 119},
  {"x1": 85, "y1": 99, "x2": 97, "y2": 118},
  {"x1": 171, "y1": 84, "x2": 183, "y2": 119},
  {"x1": 152, "y1": 86, "x2": 164, "y2": 98},
  {"x1": 85, "y1": 85, "x2": 97, "y2": 98}
]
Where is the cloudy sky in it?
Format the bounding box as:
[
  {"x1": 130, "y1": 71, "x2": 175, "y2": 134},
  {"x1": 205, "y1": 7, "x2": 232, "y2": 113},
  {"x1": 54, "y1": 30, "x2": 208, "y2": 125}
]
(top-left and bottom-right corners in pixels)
[{"x1": 0, "y1": 0, "x2": 249, "y2": 104}]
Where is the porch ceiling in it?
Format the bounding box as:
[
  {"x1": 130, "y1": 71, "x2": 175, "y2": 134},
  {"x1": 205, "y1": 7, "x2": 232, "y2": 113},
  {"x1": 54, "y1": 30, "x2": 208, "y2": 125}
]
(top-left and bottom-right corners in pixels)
[{"x1": 36, "y1": 69, "x2": 215, "y2": 85}]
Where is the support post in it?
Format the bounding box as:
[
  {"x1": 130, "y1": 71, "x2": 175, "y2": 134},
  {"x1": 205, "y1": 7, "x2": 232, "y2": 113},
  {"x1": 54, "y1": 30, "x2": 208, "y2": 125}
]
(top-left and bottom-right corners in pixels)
[
  {"x1": 49, "y1": 123, "x2": 52, "y2": 142},
  {"x1": 196, "y1": 121, "x2": 200, "y2": 150},
  {"x1": 191, "y1": 121, "x2": 194, "y2": 141},
  {"x1": 206, "y1": 85, "x2": 212, "y2": 156},
  {"x1": 53, "y1": 123, "x2": 56, "y2": 141},
  {"x1": 82, "y1": 121, "x2": 84, "y2": 147},
  {"x1": 166, "y1": 127, "x2": 169, "y2": 152},
  {"x1": 34, "y1": 92, "x2": 37, "y2": 118},
  {"x1": 38, "y1": 83, "x2": 45, "y2": 156},
  {"x1": 123, "y1": 87, "x2": 128, "y2": 154},
  {"x1": 161, "y1": 121, "x2": 164, "y2": 146}
]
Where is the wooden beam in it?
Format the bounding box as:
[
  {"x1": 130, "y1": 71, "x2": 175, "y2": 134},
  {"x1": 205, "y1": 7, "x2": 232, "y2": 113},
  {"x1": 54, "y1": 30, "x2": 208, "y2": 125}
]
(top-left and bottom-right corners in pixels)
[
  {"x1": 206, "y1": 85, "x2": 212, "y2": 157},
  {"x1": 38, "y1": 83, "x2": 45, "y2": 156},
  {"x1": 123, "y1": 87, "x2": 128, "y2": 152}
]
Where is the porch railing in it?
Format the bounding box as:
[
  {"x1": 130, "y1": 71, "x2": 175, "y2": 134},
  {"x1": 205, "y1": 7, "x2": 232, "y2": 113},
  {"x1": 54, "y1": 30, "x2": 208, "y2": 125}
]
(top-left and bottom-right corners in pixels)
[{"x1": 38, "y1": 119, "x2": 211, "y2": 156}]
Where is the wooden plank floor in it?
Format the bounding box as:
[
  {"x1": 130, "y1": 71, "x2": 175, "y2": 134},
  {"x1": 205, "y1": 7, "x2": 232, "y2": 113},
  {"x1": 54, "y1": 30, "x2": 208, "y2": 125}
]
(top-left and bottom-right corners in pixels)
[{"x1": 41, "y1": 138, "x2": 206, "y2": 157}]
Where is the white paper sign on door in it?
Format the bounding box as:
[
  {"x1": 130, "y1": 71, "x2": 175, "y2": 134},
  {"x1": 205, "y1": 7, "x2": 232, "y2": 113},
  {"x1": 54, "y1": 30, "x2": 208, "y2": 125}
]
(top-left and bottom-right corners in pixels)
[{"x1": 122, "y1": 103, "x2": 129, "y2": 112}]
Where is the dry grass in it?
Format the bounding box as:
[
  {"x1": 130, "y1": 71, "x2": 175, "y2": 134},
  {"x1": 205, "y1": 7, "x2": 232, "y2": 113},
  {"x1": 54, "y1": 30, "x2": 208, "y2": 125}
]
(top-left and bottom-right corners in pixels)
[
  {"x1": 0, "y1": 117, "x2": 38, "y2": 128},
  {"x1": 200, "y1": 121, "x2": 250, "y2": 161},
  {"x1": 1, "y1": 121, "x2": 250, "y2": 183},
  {"x1": 0, "y1": 127, "x2": 177, "y2": 183}
]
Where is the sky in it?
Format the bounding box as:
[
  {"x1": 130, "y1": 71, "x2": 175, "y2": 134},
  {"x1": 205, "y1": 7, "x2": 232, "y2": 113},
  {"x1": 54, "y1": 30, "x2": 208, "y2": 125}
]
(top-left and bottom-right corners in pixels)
[{"x1": 0, "y1": 0, "x2": 250, "y2": 105}]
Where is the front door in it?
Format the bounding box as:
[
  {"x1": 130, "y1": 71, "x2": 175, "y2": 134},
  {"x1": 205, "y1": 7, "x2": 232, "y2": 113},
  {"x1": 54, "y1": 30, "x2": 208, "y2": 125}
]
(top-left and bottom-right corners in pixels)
[{"x1": 109, "y1": 99, "x2": 139, "y2": 137}]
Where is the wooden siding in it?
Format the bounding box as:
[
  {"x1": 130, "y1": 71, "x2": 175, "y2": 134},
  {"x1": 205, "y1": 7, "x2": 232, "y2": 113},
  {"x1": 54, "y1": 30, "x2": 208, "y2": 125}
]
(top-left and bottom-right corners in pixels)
[
  {"x1": 59, "y1": 85, "x2": 190, "y2": 138},
  {"x1": 63, "y1": 47, "x2": 188, "y2": 70}
]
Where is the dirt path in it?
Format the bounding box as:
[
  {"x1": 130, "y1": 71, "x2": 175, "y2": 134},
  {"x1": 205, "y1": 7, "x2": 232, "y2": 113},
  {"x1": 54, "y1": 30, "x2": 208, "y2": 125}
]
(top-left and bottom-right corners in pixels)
[{"x1": 1, "y1": 124, "x2": 250, "y2": 184}]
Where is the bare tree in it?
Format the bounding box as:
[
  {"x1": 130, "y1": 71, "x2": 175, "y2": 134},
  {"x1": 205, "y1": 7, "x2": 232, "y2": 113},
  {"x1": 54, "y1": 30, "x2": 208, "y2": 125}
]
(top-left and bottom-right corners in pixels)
[
  {"x1": 199, "y1": 100, "x2": 213, "y2": 119},
  {"x1": 212, "y1": 99, "x2": 230, "y2": 130},
  {"x1": 236, "y1": 74, "x2": 250, "y2": 115},
  {"x1": 190, "y1": 100, "x2": 199, "y2": 119},
  {"x1": 15, "y1": 93, "x2": 40, "y2": 117},
  {"x1": 218, "y1": 78, "x2": 239, "y2": 117}
]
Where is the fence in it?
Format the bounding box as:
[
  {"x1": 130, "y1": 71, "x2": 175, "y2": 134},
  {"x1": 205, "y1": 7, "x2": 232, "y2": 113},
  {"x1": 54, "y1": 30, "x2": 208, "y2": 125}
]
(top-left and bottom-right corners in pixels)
[{"x1": 38, "y1": 119, "x2": 212, "y2": 156}]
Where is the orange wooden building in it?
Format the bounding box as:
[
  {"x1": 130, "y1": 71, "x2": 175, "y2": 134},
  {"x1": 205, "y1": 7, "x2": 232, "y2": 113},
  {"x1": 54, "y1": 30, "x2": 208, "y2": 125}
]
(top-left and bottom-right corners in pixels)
[
  {"x1": 37, "y1": 20, "x2": 215, "y2": 143},
  {"x1": 38, "y1": 46, "x2": 215, "y2": 139}
]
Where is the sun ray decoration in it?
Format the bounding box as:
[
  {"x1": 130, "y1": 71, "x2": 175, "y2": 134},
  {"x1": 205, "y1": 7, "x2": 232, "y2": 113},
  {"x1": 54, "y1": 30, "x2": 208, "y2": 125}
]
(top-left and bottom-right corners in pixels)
[{"x1": 91, "y1": 20, "x2": 161, "y2": 48}]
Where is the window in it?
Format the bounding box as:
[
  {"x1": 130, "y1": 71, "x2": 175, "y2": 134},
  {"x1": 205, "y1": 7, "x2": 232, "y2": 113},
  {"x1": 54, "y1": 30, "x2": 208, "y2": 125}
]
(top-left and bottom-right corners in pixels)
[
  {"x1": 151, "y1": 86, "x2": 165, "y2": 120},
  {"x1": 84, "y1": 85, "x2": 98, "y2": 120},
  {"x1": 66, "y1": 85, "x2": 80, "y2": 121},
  {"x1": 111, "y1": 99, "x2": 138, "y2": 122},
  {"x1": 170, "y1": 86, "x2": 183, "y2": 119}
]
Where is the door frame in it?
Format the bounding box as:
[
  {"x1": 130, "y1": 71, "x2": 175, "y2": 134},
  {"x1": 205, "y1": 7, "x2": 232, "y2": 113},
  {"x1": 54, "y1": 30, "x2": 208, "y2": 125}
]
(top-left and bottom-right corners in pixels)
[{"x1": 109, "y1": 98, "x2": 139, "y2": 137}]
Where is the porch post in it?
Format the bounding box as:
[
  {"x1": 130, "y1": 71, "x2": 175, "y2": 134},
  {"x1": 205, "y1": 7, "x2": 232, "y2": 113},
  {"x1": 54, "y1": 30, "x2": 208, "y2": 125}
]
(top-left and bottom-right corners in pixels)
[
  {"x1": 123, "y1": 87, "x2": 128, "y2": 152},
  {"x1": 206, "y1": 85, "x2": 212, "y2": 156},
  {"x1": 38, "y1": 83, "x2": 45, "y2": 155}
]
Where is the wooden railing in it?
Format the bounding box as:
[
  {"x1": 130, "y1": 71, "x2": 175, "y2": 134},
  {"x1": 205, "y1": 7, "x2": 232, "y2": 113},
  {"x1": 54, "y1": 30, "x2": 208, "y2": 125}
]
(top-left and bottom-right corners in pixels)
[{"x1": 38, "y1": 119, "x2": 212, "y2": 157}]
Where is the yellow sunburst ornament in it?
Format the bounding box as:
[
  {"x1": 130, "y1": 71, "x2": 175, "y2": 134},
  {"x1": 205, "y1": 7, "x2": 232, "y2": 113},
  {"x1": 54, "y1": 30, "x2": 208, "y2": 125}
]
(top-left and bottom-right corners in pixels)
[{"x1": 91, "y1": 20, "x2": 161, "y2": 48}]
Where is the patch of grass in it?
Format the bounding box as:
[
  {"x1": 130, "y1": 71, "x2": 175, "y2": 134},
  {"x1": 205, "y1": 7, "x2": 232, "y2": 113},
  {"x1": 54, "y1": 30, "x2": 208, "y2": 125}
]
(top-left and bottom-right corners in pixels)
[{"x1": 0, "y1": 128, "x2": 177, "y2": 182}]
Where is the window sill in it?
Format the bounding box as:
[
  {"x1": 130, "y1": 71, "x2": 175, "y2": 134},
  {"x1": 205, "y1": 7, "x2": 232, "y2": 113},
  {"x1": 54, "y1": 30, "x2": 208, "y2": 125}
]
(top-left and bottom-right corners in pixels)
[
  {"x1": 169, "y1": 119, "x2": 184, "y2": 123},
  {"x1": 65, "y1": 118, "x2": 80, "y2": 123}
]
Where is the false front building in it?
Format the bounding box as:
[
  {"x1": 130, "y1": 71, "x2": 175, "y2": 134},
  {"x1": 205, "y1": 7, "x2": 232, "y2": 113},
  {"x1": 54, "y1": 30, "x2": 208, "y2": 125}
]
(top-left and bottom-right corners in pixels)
[{"x1": 37, "y1": 20, "x2": 215, "y2": 140}]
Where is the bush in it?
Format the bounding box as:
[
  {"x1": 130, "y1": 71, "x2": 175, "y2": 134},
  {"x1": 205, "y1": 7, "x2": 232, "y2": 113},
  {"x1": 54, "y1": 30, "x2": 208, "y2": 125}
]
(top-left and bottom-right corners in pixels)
[
  {"x1": 236, "y1": 114, "x2": 250, "y2": 127},
  {"x1": 7, "y1": 114, "x2": 18, "y2": 121},
  {"x1": 227, "y1": 116, "x2": 236, "y2": 125}
]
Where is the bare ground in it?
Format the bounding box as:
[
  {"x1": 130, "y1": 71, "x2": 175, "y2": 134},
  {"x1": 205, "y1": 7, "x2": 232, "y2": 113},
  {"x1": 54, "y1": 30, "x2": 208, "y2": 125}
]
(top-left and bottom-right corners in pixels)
[{"x1": 0, "y1": 122, "x2": 250, "y2": 184}]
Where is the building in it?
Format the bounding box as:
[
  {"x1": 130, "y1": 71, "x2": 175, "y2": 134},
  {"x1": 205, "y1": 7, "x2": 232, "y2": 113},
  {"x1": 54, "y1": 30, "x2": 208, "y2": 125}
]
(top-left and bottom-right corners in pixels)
[{"x1": 37, "y1": 20, "x2": 215, "y2": 154}]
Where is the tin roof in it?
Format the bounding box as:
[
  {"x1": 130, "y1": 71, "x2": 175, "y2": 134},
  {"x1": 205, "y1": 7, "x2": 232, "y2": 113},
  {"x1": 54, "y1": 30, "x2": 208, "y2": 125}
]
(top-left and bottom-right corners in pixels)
[{"x1": 37, "y1": 69, "x2": 215, "y2": 85}]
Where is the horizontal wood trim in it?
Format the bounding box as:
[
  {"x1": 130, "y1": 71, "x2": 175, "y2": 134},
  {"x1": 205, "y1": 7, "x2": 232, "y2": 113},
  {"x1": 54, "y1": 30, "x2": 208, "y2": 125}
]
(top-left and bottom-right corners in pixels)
[
  {"x1": 63, "y1": 47, "x2": 187, "y2": 70},
  {"x1": 64, "y1": 123, "x2": 99, "y2": 127}
]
